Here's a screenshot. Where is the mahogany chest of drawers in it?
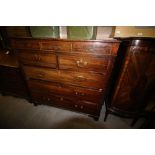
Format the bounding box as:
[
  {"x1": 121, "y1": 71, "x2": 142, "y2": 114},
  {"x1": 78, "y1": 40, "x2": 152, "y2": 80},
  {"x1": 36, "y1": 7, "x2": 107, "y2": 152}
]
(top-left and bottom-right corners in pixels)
[{"x1": 11, "y1": 38, "x2": 120, "y2": 120}]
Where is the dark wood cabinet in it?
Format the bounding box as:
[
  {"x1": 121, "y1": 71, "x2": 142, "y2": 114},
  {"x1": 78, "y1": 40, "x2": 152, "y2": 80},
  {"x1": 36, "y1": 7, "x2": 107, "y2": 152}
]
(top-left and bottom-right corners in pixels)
[
  {"x1": 0, "y1": 50, "x2": 28, "y2": 98},
  {"x1": 105, "y1": 38, "x2": 155, "y2": 120},
  {"x1": 11, "y1": 38, "x2": 120, "y2": 119}
]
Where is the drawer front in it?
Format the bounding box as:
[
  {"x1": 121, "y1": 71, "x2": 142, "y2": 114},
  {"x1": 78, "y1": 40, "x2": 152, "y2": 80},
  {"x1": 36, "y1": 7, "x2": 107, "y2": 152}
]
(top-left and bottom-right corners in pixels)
[
  {"x1": 28, "y1": 79, "x2": 104, "y2": 103},
  {"x1": 59, "y1": 53, "x2": 112, "y2": 73},
  {"x1": 12, "y1": 40, "x2": 40, "y2": 49},
  {"x1": 40, "y1": 41, "x2": 71, "y2": 51},
  {"x1": 72, "y1": 42, "x2": 116, "y2": 55},
  {"x1": 24, "y1": 66, "x2": 106, "y2": 89},
  {"x1": 31, "y1": 91, "x2": 100, "y2": 116},
  {"x1": 16, "y1": 51, "x2": 57, "y2": 68}
]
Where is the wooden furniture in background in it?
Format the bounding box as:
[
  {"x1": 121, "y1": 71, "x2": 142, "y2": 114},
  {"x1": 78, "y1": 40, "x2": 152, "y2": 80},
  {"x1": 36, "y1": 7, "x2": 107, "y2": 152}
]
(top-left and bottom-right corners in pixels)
[
  {"x1": 0, "y1": 50, "x2": 28, "y2": 98},
  {"x1": 11, "y1": 37, "x2": 120, "y2": 120},
  {"x1": 105, "y1": 38, "x2": 155, "y2": 121}
]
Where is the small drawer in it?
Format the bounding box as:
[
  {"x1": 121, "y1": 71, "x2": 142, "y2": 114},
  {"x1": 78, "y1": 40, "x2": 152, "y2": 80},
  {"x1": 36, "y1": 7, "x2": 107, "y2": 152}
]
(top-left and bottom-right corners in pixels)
[
  {"x1": 16, "y1": 51, "x2": 57, "y2": 68},
  {"x1": 11, "y1": 40, "x2": 40, "y2": 49},
  {"x1": 40, "y1": 41, "x2": 71, "y2": 52},
  {"x1": 24, "y1": 66, "x2": 106, "y2": 89},
  {"x1": 72, "y1": 42, "x2": 113, "y2": 55},
  {"x1": 59, "y1": 53, "x2": 111, "y2": 73}
]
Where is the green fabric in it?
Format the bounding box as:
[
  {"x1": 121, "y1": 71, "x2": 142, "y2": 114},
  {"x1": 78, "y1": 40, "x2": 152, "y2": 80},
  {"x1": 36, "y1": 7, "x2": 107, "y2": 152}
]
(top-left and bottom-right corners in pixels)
[
  {"x1": 30, "y1": 26, "x2": 59, "y2": 38},
  {"x1": 67, "y1": 26, "x2": 96, "y2": 40}
]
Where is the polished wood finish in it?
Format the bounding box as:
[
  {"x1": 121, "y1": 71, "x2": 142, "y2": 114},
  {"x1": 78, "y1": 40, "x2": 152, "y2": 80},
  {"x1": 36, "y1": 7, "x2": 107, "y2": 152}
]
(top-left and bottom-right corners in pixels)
[
  {"x1": 11, "y1": 37, "x2": 120, "y2": 119},
  {"x1": 105, "y1": 38, "x2": 155, "y2": 120},
  {"x1": 16, "y1": 51, "x2": 57, "y2": 68}
]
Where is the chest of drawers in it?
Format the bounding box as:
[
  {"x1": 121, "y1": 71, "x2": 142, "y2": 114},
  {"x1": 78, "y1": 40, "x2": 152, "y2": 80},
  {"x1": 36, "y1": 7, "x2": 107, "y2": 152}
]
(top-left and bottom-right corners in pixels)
[{"x1": 11, "y1": 38, "x2": 120, "y2": 120}]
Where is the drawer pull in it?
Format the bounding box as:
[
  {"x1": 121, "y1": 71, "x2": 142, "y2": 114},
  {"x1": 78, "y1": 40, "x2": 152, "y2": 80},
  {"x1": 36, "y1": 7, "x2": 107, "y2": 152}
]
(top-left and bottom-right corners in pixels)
[
  {"x1": 75, "y1": 91, "x2": 85, "y2": 96},
  {"x1": 80, "y1": 105, "x2": 83, "y2": 109},
  {"x1": 76, "y1": 59, "x2": 88, "y2": 67},
  {"x1": 60, "y1": 97, "x2": 63, "y2": 101},
  {"x1": 86, "y1": 49, "x2": 94, "y2": 52},
  {"x1": 83, "y1": 61, "x2": 88, "y2": 65},
  {"x1": 74, "y1": 105, "x2": 78, "y2": 108},
  {"x1": 75, "y1": 75, "x2": 86, "y2": 81},
  {"x1": 47, "y1": 98, "x2": 50, "y2": 101},
  {"x1": 36, "y1": 72, "x2": 44, "y2": 78},
  {"x1": 99, "y1": 88, "x2": 103, "y2": 92},
  {"x1": 5, "y1": 50, "x2": 10, "y2": 55},
  {"x1": 33, "y1": 55, "x2": 41, "y2": 61}
]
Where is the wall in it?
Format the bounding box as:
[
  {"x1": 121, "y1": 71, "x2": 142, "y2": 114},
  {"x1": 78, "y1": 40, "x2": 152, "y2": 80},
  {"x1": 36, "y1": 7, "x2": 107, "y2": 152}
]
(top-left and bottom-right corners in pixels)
[
  {"x1": 6, "y1": 26, "x2": 30, "y2": 37},
  {"x1": 114, "y1": 26, "x2": 155, "y2": 38}
]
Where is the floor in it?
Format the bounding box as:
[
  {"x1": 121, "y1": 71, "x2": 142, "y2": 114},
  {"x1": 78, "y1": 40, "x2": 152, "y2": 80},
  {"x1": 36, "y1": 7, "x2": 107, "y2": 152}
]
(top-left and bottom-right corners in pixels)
[{"x1": 0, "y1": 94, "x2": 144, "y2": 129}]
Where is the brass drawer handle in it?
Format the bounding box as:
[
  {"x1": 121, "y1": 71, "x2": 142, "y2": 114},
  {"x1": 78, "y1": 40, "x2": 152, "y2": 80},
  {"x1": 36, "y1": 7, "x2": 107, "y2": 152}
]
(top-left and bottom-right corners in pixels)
[
  {"x1": 5, "y1": 50, "x2": 10, "y2": 55},
  {"x1": 98, "y1": 88, "x2": 103, "y2": 92},
  {"x1": 33, "y1": 55, "x2": 41, "y2": 61},
  {"x1": 83, "y1": 61, "x2": 88, "y2": 65},
  {"x1": 74, "y1": 105, "x2": 78, "y2": 108},
  {"x1": 75, "y1": 91, "x2": 85, "y2": 96},
  {"x1": 60, "y1": 97, "x2": 63, "y2": 101},
  {"x1": 86, "y1": 49, "x2": 94, "y2": 52},
  {"x1": 75, "y1": 75, "x2": 86, "y2": 82},
  {"x1": 76, "y1": 59, "x2": 88, "y2": 67},
  {"x1": 80, "y1": 105, "x2": 83, "y2": 109},
  {"x1": 36, "y1": 72, "x2": 44, "y2": 78}
]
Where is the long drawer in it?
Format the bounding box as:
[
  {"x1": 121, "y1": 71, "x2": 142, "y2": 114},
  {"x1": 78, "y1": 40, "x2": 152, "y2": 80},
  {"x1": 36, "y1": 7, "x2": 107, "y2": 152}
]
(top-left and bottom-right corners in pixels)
[
  {"x1": 16, "y1": 51, "x2": 57, "y2": 68},
  {"x1": 23, "y1": 66, "x2": 106, "y2": 90},
  {"x1": 28, "y1": 79, "x2": 104, "y2": 104},
  {"x1": 31, "y1": 90, "x2": 100, "y2": 116},
  {"x1": 59, "y1": 53, "x2": 112, "y2": 73}
]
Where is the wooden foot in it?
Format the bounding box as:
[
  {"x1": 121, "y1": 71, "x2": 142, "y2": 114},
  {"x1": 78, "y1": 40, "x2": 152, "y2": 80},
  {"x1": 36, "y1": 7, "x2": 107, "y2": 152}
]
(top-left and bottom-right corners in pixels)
[
  {"x1": 131, "y1": 118, "x2": 139, "y2": 127},
  {"x1": 104, "y1": 111, "x2": 109, "y2": 122},
  {"x1": 93, "y1": 117, "x2": 99, "y2": 121}
]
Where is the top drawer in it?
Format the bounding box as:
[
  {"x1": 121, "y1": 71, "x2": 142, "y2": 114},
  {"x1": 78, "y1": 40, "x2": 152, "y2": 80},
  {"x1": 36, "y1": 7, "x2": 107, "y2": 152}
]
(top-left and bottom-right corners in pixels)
[
  {"x1": 11, "y1": 40, "x2": 40, "y2": 49},
  {"x1": 72, "y1": 42, "x2": 119, "y2": 55},
  {"x1": 40, "y1": 41, "x2": 71, "y2": 52}
]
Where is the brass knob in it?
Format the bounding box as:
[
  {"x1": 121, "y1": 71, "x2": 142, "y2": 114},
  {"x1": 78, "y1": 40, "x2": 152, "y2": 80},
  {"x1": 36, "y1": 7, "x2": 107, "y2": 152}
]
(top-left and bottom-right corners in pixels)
[
  {"x1": 76, "y1": 60, "x2": 80, "y2": 64},
  {"x1": 60, "y1": 97, "x2": 63, "y2": 101},
  {"x1": 5, "y1": 50, "x2": 10, "y2": 55},
  {"x1": 37, "y1": 73, "x2": 44, "y2": 78},
  {"x1": 99, "y1": 88, "x2": 103, "y2": 92},
  {"x1": 83, "y1": 61, "x2": 88, "y2": 65},
  {"x1": 74, "y1": 105, "x2": 78, "y2": 108},
  {"x1": 80, "y1": 106, "x2": 83, "y2": 109},
  {"x1": 75, "y1": 92, "x2": 78, "y2": 95},
  {"x1": 47, "y1": 98, "x2": 50, "y2": 101}
]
